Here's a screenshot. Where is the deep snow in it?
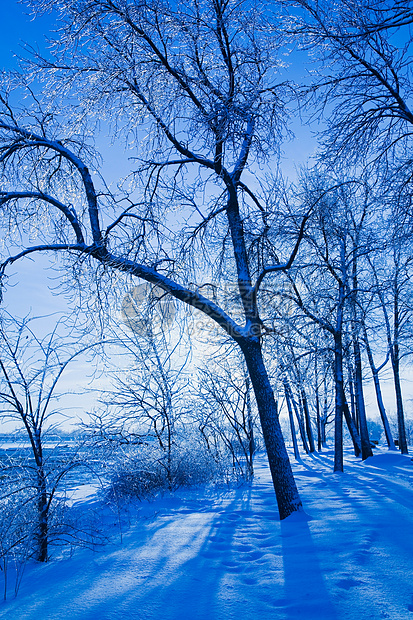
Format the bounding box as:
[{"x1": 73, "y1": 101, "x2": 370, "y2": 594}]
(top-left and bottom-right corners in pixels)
[{"x1": 1, "y1": 446, "x2": 413, "y2": 620}]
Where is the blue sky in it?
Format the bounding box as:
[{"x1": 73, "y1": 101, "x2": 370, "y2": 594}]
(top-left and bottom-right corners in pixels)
[{"x1": 2, "y1": 1, "x2": 56, "y2": 70}]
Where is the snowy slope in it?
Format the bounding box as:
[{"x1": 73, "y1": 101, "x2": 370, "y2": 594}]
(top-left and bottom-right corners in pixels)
[{"x1": 1, "y1": 447, "x2": 413, "y2": 620}]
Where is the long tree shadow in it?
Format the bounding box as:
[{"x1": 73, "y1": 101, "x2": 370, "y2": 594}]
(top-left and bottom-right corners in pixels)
[{"x1": 280, "y1": 513, "x2": 338, "y2": 620}]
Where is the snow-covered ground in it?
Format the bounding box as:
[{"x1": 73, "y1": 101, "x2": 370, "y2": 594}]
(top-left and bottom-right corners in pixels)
[{"x1": 1, "y1": 446, "x2": 413, "y2": 620}]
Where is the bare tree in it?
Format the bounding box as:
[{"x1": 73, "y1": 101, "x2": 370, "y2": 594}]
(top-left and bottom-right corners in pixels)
[
  {"x1": 0, "y1": 313, "x2": 96, "y2": 562},
  {"x1": 288, "y1": 0, "x2": 413, "y2": 173},
  {"x1": 0, "y1": 0, "x2": 313, "y2": 518}
]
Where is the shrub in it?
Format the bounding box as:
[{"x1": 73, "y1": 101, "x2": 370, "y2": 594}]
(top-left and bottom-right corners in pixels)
[{"x1": 102, "y1": 439, "x2": 236, "y2": 503}]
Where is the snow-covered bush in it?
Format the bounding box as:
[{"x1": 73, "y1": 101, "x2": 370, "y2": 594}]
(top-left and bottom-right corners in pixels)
[
  {"x1": 367, "y1": 419, "x2": 383, "y2": 444},
  {"x1": 102, "y1": 440, "x2": 225, "y2": 502}
]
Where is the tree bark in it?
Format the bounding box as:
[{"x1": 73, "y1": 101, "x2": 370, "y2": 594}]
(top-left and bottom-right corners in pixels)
[
  {"x1": 392, "y1": 287, "x2": 408, "y2": 453},
  {"x1": 343, "y1": 396, "x2": 361, "y2": 457},
  {"x1": 333, "y1": 330, "x2": 344, "y2": 472},
  {"x1": 292, "y1": 391, "x2": 310, "y2": 454},
  {"x1": 353, "y1": 337, "x2": 373, "y2": 459},
  {"x1": 392, "y1": 347, "x2": 408, "y2": 454},
  {"x1": 379, "y1": 269, "x2": 409, "y2": 454},
  {"x1": 283, "y1": 379, "x2": 300, "y2": 460},
  {"x1": 245, "y1": 376, "x2": 255, "y2": 477},
  {"x1": 347, "y1": 367, "x2": 358, "y2": 431},
  {"x1": 301, "y1": 388, "x2": 316, "y2": 453},
  {"x1": 314, "y1": 356, "x2": 322, "y2": 451},
  {"x1": 241, "y1": 340, "x2": 303, "y2": 519},
  {"x1": 363, "y1": 327, "x2": 396, "y2": 449},
  {"x1": 36, "y1": 467, "x2": 48, "y2": 562}
]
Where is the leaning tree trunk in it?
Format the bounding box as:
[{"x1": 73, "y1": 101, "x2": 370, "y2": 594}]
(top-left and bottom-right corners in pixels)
[
  {"x1": 353, "y1": 337, "x2": 373, "y2": 460},
  {"x1": 294, "y1": 395, "x2": 310, "y2": 454},
  {"x1": 289, "y1": 386, "x2": 310, "y2": 454},
  {"x1": 283, "y1": 379, "x2": 300, "y2": 460},
  {"x1": 241, "y1": 340, "x2": 303, "y2": 519},
  {"x1": 343, "y1": 396, "x2": 362, "y2": 457},
  {"x1": 371, "y1": 367, "x2": 397, "y2": 450},
  {"x1": 364, "y1": 328, "x2": 396, "y2": 450},
  {"x1": 301, "y1": 388, "x2": 316, "y2": 453}
]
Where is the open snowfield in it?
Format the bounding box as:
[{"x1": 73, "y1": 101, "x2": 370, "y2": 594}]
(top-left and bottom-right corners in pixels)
[{"x1": 1, "y1": 446, "x2": 413, "y2": 620}]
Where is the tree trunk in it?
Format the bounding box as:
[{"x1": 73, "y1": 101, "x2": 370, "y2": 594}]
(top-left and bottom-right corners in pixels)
[
  {"x1": 391, "y1": 287, "x2": 408, "y2": 453},
  {"x1": 372, "y1": 367, "x2": 396, "y2": 450},
  {"x1": 347, "y1": 367, "x2": 358, "y2": 430},
  {"x1": 286, "y1": 383, "x2": 310, "y2": 454},
  {"x1": 294, "y1": 395, "x2": 310, "y2": 453},
  {"x1": 245, "y1": 376, "x2": 255, "y2": 477},
  {"x1": 301, "y1": 388, "x2": 316, "y2": 453},
  {"x1": 343, "y1": 396, "x2": 361, "y2": 457},
  {"x1": 333, "y1": 331, "x2": 344, "y2": 472},
  {"x1": 241, "y1": 340, "x2": 303, "y2": 519},
  {"x1": 392, "y1": 348, "x2": 408, "y2": 454},
  {"x1": 353, "y1": 337, "x2": 373, "y2": 460},
  {"x1": 321, "y1": 378, "x2": 329, "y2": 447},
  {"x1": 36, "y1": 467, "x2": 48, "y2": 562},
  {"x1": 314, "y1": 356, "x2": 322, "y2": 451},
  {"x1": 364, "y1": 329, "x2": 396, "y2": 449},
  {"x1": 381, "y1": 272, "x2": 408, "y2": 454},
  {"x1": 284, "y1": 379, "x2": 300, "y2": 460}
]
